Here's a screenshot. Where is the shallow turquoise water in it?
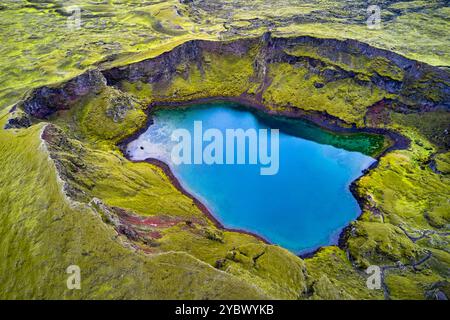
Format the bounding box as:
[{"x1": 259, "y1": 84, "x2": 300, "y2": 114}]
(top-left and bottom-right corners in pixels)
[{"x1": 127, "y1": 103, "x2": 377, "y2": 254}]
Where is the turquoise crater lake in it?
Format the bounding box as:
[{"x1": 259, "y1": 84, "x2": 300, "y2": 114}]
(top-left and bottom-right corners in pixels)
[{"x1": 127, "y1": 103, "x2": 379, "y2": 254}]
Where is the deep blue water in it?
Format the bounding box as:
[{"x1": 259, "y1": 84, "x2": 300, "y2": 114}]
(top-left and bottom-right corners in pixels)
[{"x1": 127, "y1": 103, "x2": 376, "y2": 254}]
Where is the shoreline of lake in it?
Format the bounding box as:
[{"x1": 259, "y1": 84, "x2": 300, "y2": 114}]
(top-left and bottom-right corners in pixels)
[{"x1": 118, "y1": 98, "x2": 411, "y2": 258}]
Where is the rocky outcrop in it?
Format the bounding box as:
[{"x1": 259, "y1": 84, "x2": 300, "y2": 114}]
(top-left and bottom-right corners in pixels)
[
  {"x1": 103, "y1": 40, "x2": 205, "y2": 86},
  {"x1": 4, "y1": 109, "x2": 31, "y2": 129},
  {"x1": 20, "y1": 69, "x2": 107, "y2": 118}
]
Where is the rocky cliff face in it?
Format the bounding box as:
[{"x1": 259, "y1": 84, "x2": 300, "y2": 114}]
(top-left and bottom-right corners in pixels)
[
  {"x1": 20, "y1": 69, "x2": 107, "y2": 118},
  {"x1": 15, "y1": 34, "x2": 450, "y2": 121}
]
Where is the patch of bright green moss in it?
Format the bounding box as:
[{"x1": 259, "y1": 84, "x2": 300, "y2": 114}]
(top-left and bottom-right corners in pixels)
[
  {"x1": 357, "y1": 148, "x2": 450, "y2": 231},
  {"x1": 305, "y1": 247, "x2": 384, "y2": 300},
  {"x1": 391, "y1": 111, "x2": 450, "y2": 150},
  {"x1": 435, "y1": 152, "x2": 450, "y2": 174},
  {"x1": 385, "y1": 269, "x2": 442, "y2": 300},
  {"x1": 74, "y1": 87, "x2": 147, "y2": 144},
  {"x1": 285, "y1": 45, "x2": 405, "y2": 82},
  {"x1": 346, "y1": 221, "x2": 423, "y2": 268},
  {"x1": 262, "y1": 62, "x2": 388, "y2": 125},
  {"x1": 153, "y1": 51, "x2": 255, "y2": 101},
  {"x1": 217, "y1": 243, "x2": 309, "y2": 300}
]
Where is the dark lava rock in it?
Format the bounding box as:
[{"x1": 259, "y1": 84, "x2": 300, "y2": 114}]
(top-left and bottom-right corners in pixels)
[
  {"x1": 4, "y1": 113, "x2": 31, "y2": 129},
  {"x1": 22, "y1": 69, "x2": 106, "y2": 119},
  {"x1": 117, "y1": 225, "x2": 140, "y2": 241},
  {"x1": 105, "y1": 95, "x2": 136, "y2": 122},
  {"x1": 314, "y1": 82, "x2": 325, "y2": 89}
]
